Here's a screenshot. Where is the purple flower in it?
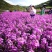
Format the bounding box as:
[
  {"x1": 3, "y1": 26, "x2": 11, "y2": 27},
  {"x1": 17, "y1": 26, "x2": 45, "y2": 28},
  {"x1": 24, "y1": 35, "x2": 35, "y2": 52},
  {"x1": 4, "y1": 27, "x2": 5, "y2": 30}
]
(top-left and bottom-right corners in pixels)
[
  {"x1": 28, "y1": 48, "x2": 34, "y2": 52},
  {"x1": 17, "y1": 37, "x2": 26, "y2": 45},
  {"x1": 0, "y1": 11, "x2": 52, "y2": 52},
  {"x1": 41, "y1": 38, "x2": 47, "y2": 44},
  {"x1": 0, "y1": 38, "x2": 3, "y2": 44},
  {"x1": 48, "y1": 46, "x2": 52, "y2": 52}
]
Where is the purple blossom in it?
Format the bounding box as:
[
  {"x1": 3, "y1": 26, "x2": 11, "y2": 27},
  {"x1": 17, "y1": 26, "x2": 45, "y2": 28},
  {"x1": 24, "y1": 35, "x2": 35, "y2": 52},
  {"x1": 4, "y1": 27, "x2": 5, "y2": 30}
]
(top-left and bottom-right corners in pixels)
[
  {"x1": 0, "y1": 38, "x2": 3, "y2": 44},
  {"x1": 0, "y1": 11, "x2": 52, "y2": 52}
]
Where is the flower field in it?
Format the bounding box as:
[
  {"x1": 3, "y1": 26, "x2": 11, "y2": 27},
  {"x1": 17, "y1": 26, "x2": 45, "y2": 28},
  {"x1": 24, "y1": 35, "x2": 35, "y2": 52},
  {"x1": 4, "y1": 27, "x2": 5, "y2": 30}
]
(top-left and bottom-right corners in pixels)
[{"x1": 0, "y1": 11, "x2": 52, "y2": 52}]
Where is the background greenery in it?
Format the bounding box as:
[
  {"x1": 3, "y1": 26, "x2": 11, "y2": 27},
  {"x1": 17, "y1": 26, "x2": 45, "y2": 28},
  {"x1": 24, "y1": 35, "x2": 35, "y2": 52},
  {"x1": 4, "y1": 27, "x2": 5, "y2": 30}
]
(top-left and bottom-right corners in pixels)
[{"x1": 0, "y1": 0, "x2": 52, "y2": 13}]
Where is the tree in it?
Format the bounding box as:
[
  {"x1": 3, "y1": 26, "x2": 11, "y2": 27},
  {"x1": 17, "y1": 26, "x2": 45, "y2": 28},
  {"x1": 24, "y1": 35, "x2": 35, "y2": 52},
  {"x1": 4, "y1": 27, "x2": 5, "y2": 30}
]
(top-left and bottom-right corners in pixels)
[
  {"x1": 49, "y1": 0, "x2": 52, "y2": 6},
  {"x1": 0, "y1": 0, "x2": 13, "y2": 9}
]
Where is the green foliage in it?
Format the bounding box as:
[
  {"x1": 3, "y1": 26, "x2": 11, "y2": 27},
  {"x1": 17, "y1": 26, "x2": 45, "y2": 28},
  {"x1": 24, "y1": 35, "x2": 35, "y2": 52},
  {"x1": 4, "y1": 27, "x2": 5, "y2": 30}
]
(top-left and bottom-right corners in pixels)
[
  {"x1": 0, "y1": 0, "x2": 26, "y2": 11},
  {"x1": 0, "y1": 0, "x2": 52, "y2": 12},
  {"x1": 35, "y1": 0, "x2": 52, "y2": 9},
  {"x1": 48, "y1": 0, "x2": 52, "y2": 6},
  {"x1": 0, "y1": 0, "x2": 12, "y2": 9}
]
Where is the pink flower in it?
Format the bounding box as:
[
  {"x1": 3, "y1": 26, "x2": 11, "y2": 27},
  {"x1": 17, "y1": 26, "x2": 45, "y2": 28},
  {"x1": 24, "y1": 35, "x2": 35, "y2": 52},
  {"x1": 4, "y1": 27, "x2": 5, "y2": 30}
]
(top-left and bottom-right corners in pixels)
[
  {"x1": 17, "y1": 37, "x2": 26, "y2": 44},
  {"x1": 28, "y1": 48, "x2": 34, "y2": 52}
]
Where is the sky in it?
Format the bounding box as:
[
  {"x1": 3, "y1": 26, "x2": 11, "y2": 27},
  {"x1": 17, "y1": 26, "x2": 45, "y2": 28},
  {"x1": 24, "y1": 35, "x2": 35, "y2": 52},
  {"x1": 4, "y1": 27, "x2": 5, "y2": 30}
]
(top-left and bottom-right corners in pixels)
[{"x1": 4, "y1": 0, "x2": 49, "y2": 6}]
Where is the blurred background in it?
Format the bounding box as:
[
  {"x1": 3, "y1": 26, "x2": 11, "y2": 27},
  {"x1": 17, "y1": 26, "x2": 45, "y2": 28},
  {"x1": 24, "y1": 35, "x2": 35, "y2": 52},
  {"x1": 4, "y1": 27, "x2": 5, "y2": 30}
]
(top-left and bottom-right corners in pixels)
[{"x1": 0, "y1": 0, "x2": 52, "y2": 13}]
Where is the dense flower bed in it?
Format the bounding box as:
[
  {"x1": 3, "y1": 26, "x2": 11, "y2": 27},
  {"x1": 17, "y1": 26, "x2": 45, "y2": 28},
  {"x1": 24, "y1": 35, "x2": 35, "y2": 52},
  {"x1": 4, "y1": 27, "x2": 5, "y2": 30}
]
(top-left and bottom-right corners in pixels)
[{"x1": 0, "y1": 11, "x2": 52, "y2": 52}]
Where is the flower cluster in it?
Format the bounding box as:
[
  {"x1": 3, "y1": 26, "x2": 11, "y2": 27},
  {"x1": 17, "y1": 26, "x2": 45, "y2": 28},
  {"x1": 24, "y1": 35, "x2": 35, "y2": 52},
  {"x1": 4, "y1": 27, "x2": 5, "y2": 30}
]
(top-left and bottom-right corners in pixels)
[{"x1": 0, "y1": 11, "x2": 52, "y2": 52}]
